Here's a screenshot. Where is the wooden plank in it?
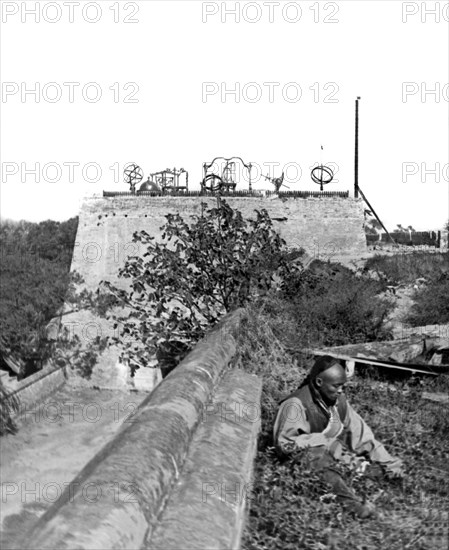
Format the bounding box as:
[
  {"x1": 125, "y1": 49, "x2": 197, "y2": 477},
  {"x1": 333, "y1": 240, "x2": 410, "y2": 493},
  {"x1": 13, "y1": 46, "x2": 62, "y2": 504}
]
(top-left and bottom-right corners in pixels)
[
  {"x1": 3, "y1": 356, "x2": 22, "y2": 375},
  {"x1": 302, "y1": 348, "x2": 448, "y2": 376},
  {"x1": 422, "y1": 392, "x2": 449, "y2": 404}
]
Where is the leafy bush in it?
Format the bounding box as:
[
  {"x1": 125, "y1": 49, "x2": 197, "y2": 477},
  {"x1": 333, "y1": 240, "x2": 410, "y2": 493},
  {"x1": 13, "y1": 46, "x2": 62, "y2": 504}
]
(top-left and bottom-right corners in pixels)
[
  {"x1": 281, "y1": 259, "x2": 394, "y2": 348},
  {"x1": 405, "y1": 274, "x2": 449, "y2": 326},
  {"x1": 0, "y1": 217, "x2": 79, "y2": 375},
  {"x1": 103, "y1": 199, "x2": 300, "y2": 376},
  {"x1": 51, "y1": 328, "x2": 108, "y2": 380}
]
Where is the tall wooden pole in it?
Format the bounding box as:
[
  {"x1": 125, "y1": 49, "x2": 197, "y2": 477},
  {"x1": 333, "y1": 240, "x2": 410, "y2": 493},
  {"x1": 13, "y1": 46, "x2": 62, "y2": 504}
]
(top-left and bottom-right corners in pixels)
[
  {"x1": 353, "y1": 95, "x2": 397, "y2": 246},
  {"x1": 354, "y1": 96, "x2": 360, "y2": 198}
]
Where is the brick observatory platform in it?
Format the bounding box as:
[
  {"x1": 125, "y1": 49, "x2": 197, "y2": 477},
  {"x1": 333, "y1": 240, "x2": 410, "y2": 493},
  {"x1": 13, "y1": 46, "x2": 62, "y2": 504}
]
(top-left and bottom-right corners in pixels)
[
  {"x1": 64, "y1": 194, "x2": 367, "y2": 389},
  {"x1": 73, "y1": 194, "x2": 367, "y2": 286}
]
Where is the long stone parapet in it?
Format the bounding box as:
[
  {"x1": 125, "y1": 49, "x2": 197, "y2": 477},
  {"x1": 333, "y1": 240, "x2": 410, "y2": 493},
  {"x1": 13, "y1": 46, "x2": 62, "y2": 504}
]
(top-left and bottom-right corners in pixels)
[
  {"x1": 18, "y1": 309, "x2": 259, "y2": 550},
  {"x1": 147, "y1": 368, "x2": 262, "y2": 550},
  {"x1": 3, "y1": 362, "x2": 66, "y2": 411}
]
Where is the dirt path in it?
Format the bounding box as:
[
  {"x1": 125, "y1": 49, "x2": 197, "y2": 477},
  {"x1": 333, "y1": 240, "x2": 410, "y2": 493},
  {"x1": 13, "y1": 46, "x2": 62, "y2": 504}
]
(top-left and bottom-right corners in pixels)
[
  {"x1": 0, "y1": 386, "x2": 146, "y2": 549},
  {"x1": 383, "y1": 286, "x2": 416, "y2": 337},
  {"x1": 383, "y1": 285, "x2": 449, "y2": 340}
]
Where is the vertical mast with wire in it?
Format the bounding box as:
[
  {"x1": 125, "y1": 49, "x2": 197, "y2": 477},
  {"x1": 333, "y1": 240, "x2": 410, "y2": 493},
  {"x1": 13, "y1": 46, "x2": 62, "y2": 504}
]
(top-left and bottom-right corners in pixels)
[{"x1": 354, "y1": 96, "x2": 360, "y2": 198}]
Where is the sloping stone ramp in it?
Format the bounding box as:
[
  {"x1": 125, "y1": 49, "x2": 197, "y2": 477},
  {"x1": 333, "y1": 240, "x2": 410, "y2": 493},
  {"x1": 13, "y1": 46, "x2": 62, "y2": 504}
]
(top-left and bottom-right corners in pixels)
[{"x1": 15, "y1": 309, "x2": 262, "y2": 550}]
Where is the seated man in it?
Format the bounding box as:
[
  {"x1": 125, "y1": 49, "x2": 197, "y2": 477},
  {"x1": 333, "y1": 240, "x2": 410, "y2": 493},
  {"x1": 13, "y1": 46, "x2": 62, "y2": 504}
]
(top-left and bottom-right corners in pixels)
[{"x1": 273, "y1": 355, "x2": 404, "y2": 518}]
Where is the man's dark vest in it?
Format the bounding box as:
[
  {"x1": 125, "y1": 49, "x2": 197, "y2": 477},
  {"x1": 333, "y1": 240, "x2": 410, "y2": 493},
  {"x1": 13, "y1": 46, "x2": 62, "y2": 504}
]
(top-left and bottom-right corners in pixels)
[{"x1": 282, "y1": 384, "x2": 348, "y2": 433}]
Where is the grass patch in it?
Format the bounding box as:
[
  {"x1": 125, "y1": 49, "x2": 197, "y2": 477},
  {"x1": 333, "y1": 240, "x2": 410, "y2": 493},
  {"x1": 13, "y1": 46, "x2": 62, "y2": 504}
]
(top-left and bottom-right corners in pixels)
[
  {"x1": 364, "y1": 251, "x2": 449, "y2": 327},
  {"x1": 405, "y1": 275, "x2": 449, "y2": 326},
  {"x1": 240, "y1": 305, "x2": 449, "y2": 550},
  {"x1": 281, "y1": 260, "x2": 394, "y2": 347},
  {"x1": 364, "y1": 252, "x2": 449, "y2": 285}
]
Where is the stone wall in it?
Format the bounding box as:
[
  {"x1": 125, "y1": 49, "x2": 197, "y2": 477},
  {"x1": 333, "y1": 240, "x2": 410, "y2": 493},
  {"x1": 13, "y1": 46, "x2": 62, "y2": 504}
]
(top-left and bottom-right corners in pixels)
[
  {"x1": 5, "y1": 363, "x2": 67, "y2": 412},
  {"x1": 366, "y1": 230, "x2": 441, "y2": 247},
  {"x1": 71, "y1": 194, "x2": 367, "y2": 289},
  {"x1": 64, "y1": 194, "x2": 366, "y2": 389}
]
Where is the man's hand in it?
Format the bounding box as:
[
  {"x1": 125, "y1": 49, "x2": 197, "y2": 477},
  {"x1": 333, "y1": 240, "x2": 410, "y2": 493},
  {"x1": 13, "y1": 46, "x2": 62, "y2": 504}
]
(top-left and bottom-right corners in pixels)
[
  {"x1": 385, "y1": 467, "x2": 405, "y2": 480},
  {"x1": 354, "y1": 458, "x2": 370, "y2": 475},
  {"x1": 329, "y1": 440, "x2": 367, "y2": 472},
  {"x1": 385, "y1": 457, "x2": 405, "y2": 479},
  {"x1": 328, "y1": 439, "x2": 346, "y2": 460}
]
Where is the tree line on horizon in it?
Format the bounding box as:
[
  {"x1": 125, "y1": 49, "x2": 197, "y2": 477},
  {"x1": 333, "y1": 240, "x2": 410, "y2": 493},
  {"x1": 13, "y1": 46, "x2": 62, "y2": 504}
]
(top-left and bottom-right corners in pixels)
[{"x1": 0, "y1": 217, "x2": 79, "y2": 376}]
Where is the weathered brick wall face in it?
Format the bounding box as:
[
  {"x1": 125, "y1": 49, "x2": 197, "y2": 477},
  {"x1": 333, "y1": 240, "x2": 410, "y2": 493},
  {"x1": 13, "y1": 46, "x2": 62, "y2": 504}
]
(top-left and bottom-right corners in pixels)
[
  {"x1": 65, "y1": 195, "x2": 366, "y2": 388},
  {"x1": 72, "y1": 195, "x2": 367, "y2": 289}
]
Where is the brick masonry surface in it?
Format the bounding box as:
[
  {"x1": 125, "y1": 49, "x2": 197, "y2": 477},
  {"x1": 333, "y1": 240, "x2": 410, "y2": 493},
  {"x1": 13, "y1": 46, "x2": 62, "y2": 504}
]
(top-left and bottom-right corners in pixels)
[
  {"x1": 72, "y1": 195, "x2": 367, "y2": 289},
  {"x1": 64, "y1": 195, "x2": 367, "y2": 388}
]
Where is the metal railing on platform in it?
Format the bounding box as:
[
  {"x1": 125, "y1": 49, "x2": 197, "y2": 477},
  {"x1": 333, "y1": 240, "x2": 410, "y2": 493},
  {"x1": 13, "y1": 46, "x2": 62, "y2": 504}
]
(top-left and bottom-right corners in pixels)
[
  {"x1": 269, "y1": 190, "x2": 349, "y2": 198},
  {"x1": 103, "y1": 190, "x2": 350, "y2": 198}
]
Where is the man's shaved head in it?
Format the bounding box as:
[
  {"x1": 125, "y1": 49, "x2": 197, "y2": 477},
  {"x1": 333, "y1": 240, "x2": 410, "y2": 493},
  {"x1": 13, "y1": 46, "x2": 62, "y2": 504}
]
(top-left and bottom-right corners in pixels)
[
  {"x1": 319, "y1": 363, "x2": 347, "y2": 384},
  {"x1": 315, "y1": 362, "x2": 347, "y2": 405}
]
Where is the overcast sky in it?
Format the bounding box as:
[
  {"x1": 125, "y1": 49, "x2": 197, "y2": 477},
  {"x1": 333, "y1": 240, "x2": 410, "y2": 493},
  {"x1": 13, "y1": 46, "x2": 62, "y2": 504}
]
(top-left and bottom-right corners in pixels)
[{"x1": 1, "y1": 0, "x2": 448, "y2": 230}]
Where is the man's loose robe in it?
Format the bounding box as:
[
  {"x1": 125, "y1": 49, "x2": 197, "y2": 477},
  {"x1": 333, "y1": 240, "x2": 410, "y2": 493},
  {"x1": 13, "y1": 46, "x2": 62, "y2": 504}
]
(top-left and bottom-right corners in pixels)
[{"x1": 273, "y1": 383, "x2": 403, "y2": 474}]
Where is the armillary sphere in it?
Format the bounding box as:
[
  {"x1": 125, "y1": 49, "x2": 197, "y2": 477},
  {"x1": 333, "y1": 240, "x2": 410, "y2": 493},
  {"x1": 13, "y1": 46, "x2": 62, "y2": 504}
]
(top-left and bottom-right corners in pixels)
[
  {"x1": 311, "y1": 165, "x2": 334, "y2": 191},
  {"x1": 124, "y1": 163, "x2": 144, "y2": 192},
  {"x1": 201, "y1": 173, "x2": 224, "y2": 192}
]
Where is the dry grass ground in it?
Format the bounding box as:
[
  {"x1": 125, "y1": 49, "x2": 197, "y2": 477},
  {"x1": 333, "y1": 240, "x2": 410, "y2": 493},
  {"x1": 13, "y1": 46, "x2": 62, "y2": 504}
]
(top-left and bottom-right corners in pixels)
[{"x1": 240, "y1": 285, "x2": 449, "y2": 550}]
